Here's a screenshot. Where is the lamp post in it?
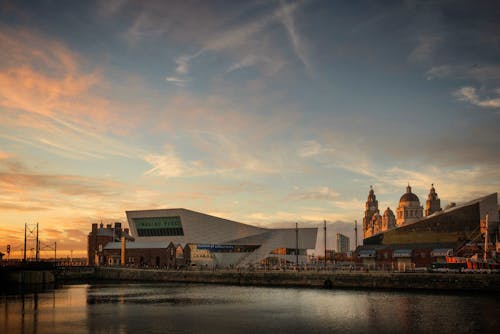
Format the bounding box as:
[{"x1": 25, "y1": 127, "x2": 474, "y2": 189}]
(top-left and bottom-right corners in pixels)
[
  {"x1": 324, "y1": 220, "x2": 327, "y2": 270},
  {"x1": 295, "y1": 223, "x2": 299, "y2": 267}
]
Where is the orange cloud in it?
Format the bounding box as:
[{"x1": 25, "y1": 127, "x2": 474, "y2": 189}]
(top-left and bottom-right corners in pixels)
[{"x1": 0, "y1": 27, "x2": 142, "y2": 135}]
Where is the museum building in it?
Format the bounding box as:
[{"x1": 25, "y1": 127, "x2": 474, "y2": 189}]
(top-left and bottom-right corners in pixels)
[{"x1": 88, "y1": 208, "x2": 318, "y2": 267}]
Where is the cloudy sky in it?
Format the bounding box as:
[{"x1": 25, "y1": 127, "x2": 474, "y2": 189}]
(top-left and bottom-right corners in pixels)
[{"x1": 0, "y1": 0, "x2": 499, "y2": 257}]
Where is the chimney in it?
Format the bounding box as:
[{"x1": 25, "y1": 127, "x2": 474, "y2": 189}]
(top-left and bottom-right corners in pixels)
[
  {"x1": 124, "y1": 228, "x2": 129, "y2": 235},
  {"x1": 106, "y1": 224, "x2": 112, "y2": 229},
  {"x1": 92, "y1": 223, "x2": 98, "y2": 234},
  {"x1": 121, "y1": 236, "x2": 126, "y2": 267},
  {"x1": 114, "y1": 222, "x2": 122, "y2": 229}
]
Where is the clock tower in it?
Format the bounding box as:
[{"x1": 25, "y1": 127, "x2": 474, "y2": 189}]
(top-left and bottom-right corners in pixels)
[
  {"x1": 425, "y1": 184, "x2": 442, "y2": 216},
  {"x1": 363, "y1": 186, "x2": 379, "y2": 239}
]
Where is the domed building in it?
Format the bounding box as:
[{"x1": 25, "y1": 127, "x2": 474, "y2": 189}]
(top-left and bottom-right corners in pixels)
[
  {"x1": 362, "y1": 184, "x2": 442, "y2": 238},
  {"x1": 396, "y1": 184, "x2": 423, "y2": 226}
]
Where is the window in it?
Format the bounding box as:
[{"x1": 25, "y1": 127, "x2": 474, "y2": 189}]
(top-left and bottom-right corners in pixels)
[{"x1": 134, "y1": 216, "x2": 184, "y2": 237}]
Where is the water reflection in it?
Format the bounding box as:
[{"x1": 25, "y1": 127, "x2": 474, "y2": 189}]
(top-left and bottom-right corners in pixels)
[
  {"x1": 1, "y1": 284, "x2": 499, "y2": 334},
  {"x1": 1, "y1": 285, "x2": 88, "y2": 334}
]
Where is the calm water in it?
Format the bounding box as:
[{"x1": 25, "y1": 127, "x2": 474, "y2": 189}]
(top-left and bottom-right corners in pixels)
[{"x1": 1, "y1": 283, "x2": 499, "y2": 334}]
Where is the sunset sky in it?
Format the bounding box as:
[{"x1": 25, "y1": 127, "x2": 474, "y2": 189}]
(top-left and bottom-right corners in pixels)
[{"x1": 1, "y1": 0, "x2": 499, "y2": 258}]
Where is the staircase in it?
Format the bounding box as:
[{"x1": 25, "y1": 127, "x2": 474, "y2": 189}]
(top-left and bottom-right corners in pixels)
[{"x1": 454, "y1": 225, "x2": 484, "y2": 258}]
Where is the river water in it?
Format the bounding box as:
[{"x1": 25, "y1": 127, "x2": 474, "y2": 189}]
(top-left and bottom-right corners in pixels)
[{"x1": 1, "y1": 283, "x2": 498, "y2": 334}]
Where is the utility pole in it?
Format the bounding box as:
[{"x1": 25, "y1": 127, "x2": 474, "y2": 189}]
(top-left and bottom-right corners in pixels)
[
  {"x1": 23, "y1": 223, "x2": 27, "y2": 262},
  {"x1": 354, "y1": 220, "x2": 358, "y2": 249},
  {"x1": 324, "y1": 220, "x2": 327, "y2": 269},
  {"x1": 484, "y1": 214, "x2": 489, "y2": 262},
  {"x1": 54, "y1": 241, "x2": 57, "y2": 266},
  {"x1": 295, "y1": 223, "x2": 299, "y2": 267},
  {"x1": 36, "y1": 222, "x2": 39, "y2": 261}
]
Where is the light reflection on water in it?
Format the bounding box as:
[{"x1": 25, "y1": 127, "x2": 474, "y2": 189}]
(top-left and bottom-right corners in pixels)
[{"x1": 1, "y1": 283, "x2": 499, "y2": 334}]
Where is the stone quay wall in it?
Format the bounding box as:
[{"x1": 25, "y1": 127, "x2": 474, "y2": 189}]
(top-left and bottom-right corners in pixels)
[
  {"x1": 88, "y1": 267, "x2": 500, "y2": 292},
  {"x1": 0, "y1": 269, "x2": 55, "y2": 285}
]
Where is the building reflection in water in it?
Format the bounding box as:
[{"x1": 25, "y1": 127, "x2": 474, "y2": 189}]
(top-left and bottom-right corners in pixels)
[
  {"x1": 1, "y1": 284, "x2": 499, "y2": 333},
  {"x1": 0, "y1": 285, "x2": 88, "y2": 334}
]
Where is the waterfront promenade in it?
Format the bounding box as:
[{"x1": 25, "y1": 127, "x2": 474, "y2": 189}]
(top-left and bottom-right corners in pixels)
[{"x1": 54, "y1": 266, "x2": 500, "y2": 292}]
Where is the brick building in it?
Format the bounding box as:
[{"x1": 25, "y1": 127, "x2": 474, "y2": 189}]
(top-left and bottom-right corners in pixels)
[
  {"x1": 102, "y1": 241, "x2": 191, "y2": 268},
  {"x1": 87, "y1": 222, "x2": 134, "y2": 266}
]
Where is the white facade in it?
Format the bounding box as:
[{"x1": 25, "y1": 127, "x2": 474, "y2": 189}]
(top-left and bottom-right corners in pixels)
[{"x1": 126, "y1": 208, "x2": 318, "y2": 267}]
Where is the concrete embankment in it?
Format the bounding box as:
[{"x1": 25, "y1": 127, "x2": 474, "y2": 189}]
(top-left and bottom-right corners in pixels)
[{"x1": 89, "y1": 267, "x2": 500, "y2": 292}]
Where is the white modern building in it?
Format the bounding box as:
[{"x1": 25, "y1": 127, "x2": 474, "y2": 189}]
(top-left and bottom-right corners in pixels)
[
  {"x1": 336, "y1": 233, "x2": 350, "y2": 253},
  {"x1": 125, "y1": 208, "x2": 318, "y2": 267}
]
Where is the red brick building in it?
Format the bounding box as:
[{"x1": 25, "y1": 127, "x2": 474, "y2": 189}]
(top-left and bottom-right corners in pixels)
[
  {"x1": 87, "y1": 222, "x2": 134, "y2": 266},
  {"x1": 102, "y1": 241, "x2": 191, "y2": 268}
]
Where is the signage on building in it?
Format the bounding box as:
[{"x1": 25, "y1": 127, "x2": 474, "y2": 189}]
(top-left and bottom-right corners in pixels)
[{"x1": 197, "y1": 244, "x2": 235, "y2": 251}]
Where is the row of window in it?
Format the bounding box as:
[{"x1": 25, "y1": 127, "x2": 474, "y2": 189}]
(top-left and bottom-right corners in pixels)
[
  {"x1": 271, "y1": 248, "x2": 307, "y2": 256},
  {"x1": 137, "y1": 228, "x2": 184, "y2": 237},
  {"x1": 133, "y1": 216, "x2": 182, "y2": 229},
  {"x1": 378, "y1": 252, "x2": 428, "y2": 259},
  {"x1": 398, "y1": 210, "x2": 422, "y2": 219}
]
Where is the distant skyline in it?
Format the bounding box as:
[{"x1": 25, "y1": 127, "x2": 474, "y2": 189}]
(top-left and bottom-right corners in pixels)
[{"x1": 1, "y1": 0, "x2": 499, "y2": 257}]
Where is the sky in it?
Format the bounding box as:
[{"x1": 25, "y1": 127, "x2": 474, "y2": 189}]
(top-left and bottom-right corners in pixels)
[{"x1": 0, "y1": 0, "x2": 499, "y2": 258}]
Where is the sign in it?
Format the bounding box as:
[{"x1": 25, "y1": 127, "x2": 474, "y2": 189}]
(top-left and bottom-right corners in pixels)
[
  {"x1": 197, "y1": 244, "x2": 235, "y2": 251},
  {"x1": 134, "y1": 216, "x2": 182, "y2": 229}
]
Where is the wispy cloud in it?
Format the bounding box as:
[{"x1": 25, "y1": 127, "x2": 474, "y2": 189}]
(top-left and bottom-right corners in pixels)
[
  {"x1": 276, "y1": 0, "x2": 313, "y2": 75},
  {"x1": 172, "y1": 0, "x2": 310, "y2": 78},
  {"x1": 165, "y1": 76, "x2": 189, "y2": 87},
  {"x1": 297, "y1": 138, "x2": 375, "y2": 178},
  {"x1": 226, "y1": 54, "x2": 259, "y2": 73},
  {"x1": 143, "y1": 148, "x2": 188, "y2": 179},
  {"x1": 297, "y1": 140, "x2": 335, "y2": 158},
  {"x1": 290, "y1": 186, "x2": 340, "y2": 201},
  {"x1": 0, "y1": 27, "x2": 156, "y2": 164},
  {"x1": 408, "y1": 35, "x2": 441, "y2": 63},
  {"x1": 426, "y1": 64, "x2": 500, "y2": 81},
  {"x1": 454, "y1": 86, "x2": 500, "y2": 108}
]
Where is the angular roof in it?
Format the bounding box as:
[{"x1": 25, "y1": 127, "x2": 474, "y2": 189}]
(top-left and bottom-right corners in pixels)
[{"x1": 124, "y1": 208, "x2": 319, "y2": 266}]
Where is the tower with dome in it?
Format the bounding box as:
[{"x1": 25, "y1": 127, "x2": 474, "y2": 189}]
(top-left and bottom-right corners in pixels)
[{"x1": 396, "y1": 184, "x2": 424, "y2": 226}]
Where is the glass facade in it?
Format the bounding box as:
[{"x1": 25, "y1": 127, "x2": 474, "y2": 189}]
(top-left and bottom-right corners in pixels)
[{"x1": 133, "y1": 216, "x2": 184, "y2": 237}]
